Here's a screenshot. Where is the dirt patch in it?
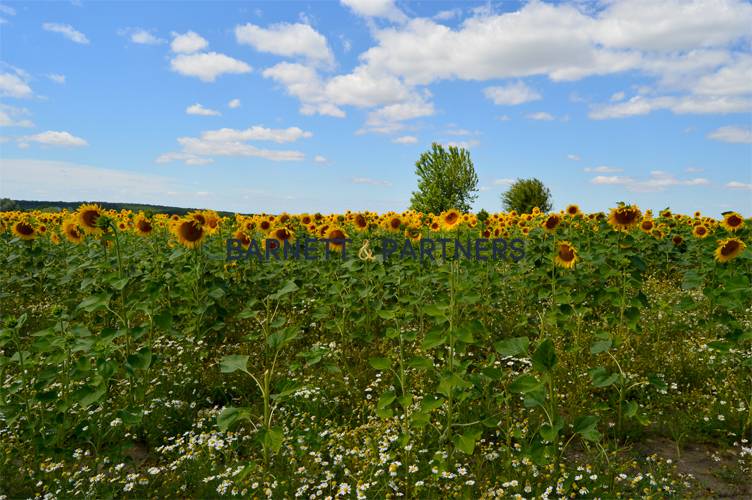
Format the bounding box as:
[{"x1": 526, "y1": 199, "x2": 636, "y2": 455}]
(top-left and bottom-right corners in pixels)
[{"x1": 634, "y1": 437, "x2": 751, "y2": 499}]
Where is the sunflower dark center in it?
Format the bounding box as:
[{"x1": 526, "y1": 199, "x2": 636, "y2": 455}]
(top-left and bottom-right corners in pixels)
[
  {"x1": 137, "y1": 220, "x2": 152, "y2": 233},
  {"x1": 445, "y1": 212, "x2": 459, "y2": 224},
  {"x1": 82, "y1": 210, "x2": 100, "y2": 228},
  {"x1": 16, "y1": 222, "x2": 34, "y2": 236},
  {"x1": 558, "y1": 245, "x2": 575, "y2": 261},
  {"x1": 179, "y1": 221, "x2": 203, "y2": 242},
  {"x1": 721, "y1": 240, "x2": 740, "y2": 256},
  {"x1": 615, "y1": 210, "x2": 638, "y2": 224},
  {"x1": 728, "y1": 215, "x2": 742, "y2": 226},
  {"x1": 390, "y1": 218, "x2": 401, "y2": 229}
]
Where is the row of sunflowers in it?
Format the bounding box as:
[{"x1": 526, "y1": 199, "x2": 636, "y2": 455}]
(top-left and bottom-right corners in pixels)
[{"x1": 1, "y1": 203, "x2": 748, "y2": 264}]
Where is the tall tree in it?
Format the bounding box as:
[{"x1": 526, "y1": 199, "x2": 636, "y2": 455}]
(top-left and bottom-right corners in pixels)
[
  {"x1": 409, "y1": 143, "x2": 479, "y2": 214},
  {"x1": 501, "y1": 178, "x2": 553, "y2": 214}
]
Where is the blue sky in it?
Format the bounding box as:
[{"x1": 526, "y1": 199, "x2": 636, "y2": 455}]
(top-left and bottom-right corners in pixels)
[{"x1": 0, "y1": 0, "x2": 750, "y2": 216}]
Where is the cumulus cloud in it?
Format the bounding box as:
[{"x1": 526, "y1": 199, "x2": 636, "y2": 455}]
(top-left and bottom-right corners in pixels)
[
  {"x1": 47, "y1": 73, "x2": 66, "y2": 84},
  {"x1": 526, "y1": 112, "x2": 555, "y2": 121},
  {"x1": 340, "y1": 0, "x2": 407, "y2": 23},
  {"x1": 314, "y1": 155, "x2": 328, "y2": 163},
  {"x1": 393, "y1": 135, "x2": 417, "y2": 144},
  {"x1": 725, "y1": 181, "x2": 752, "y2": 190},
  {"x1": 228, "y1": 98, "x2": 241, "y2": 109},
  {"x1": 118, "y1": 27, "x2": 165, "y2": 45},
  {"x1": 42, "y1": 22, "x2": 89, "y2": 44},
  {"x1": 707, "y1": 125, "x2": 752, "y2": 144},
  {"x1": 17, "y1": 130, "x2": 88, "y2": 148},
  {"x1": 567, "y1": 154, "x2": 581, "y2": 161},
  {"x1": 351, "y1": 177, "x2": 392, "y2": 186},
  {"x1": 584, "y1": 166, "x2": 623, "y2": 173},
  {"x1": 0, "y1": 71, "x2": 33, "y2": 98},
  {"x1": 590, "y1": 170, "x2": 710, "y2": 192},
  {"x1": 186, "y1": 103, "x2": 221, "y2": 116},
  {"x1": 170, "y1": 52, "x2": 252, "y2": 82},
  {"x1": 171, "y1": 31, "x2": 208, "y2": 53},
  {"x1": 0, "y1": 104, "x2": 34, "y2": 128},
  {"x1": 484, "y1": 81, "x2": 541, "y2": 105},
  {"x1": 235, "y1": 22, "x2": 334, "y2": 67}
]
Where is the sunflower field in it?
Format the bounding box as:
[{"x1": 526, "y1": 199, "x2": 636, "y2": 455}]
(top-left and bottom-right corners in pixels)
[{"x1": 0, "y1": 204, "x2": 751, "y2": 498}]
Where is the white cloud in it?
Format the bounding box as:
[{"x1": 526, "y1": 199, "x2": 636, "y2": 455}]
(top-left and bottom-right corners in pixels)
[
  {"x1": 158, "y1": 125, "x2": 312, "y2": 164},
  {"x1": 446, "y1": 140, "x2": 480, "y2": 149},
  {"x1": 434, "y1": 9, "x2": 462, "y2": 21},
  {"x1": 726, "y1": 181, "x2": 752, "y2": 190},
  {"x1": 0, "y1": 5, "x2": 16, "y2": 16},
  {"x1": 707, "y1": 125, "x2": 752, "y2": 144},
  {"x1": 351, "y1": 177, "x2": 392, "y2": 186},
  {"x1": 484, "y1": 81, "x2": 541, "y2": 105},
  {"x1": 0, "y1": 72, "x2": 33, "y2": 98},
  {"x1": 610, "y1": 91, "x2": 625, "y2": 102},
  {"x1": 591, "y1": 171, "x2": 710, "y2": 191},
  {"x1": 262, "y1": 62, "x2": 345, "y2": 117},
  {"x1": 341, "y1": 0, "x2": 407, "y2": 23},
  {"x1": 685, "y1": 166, "x2": 704, "y2": 173},
  {"x1": 119, "y1": 27, "x2": 165, "y2": 45},
  {"x1": 186, "y1": 103, "x2": 221, "y2": 116},
  {"x1": 526, "y1": 112, "x2": 555, "y2": 121},
  {"x1": 393, "y1": 135, "x2": 417, "y2": 144},
  {"x1": 589, "y1": 94, "x2": 752, "y2": 119},
  {"x1": 362, "y1": 97, "x2": 434, "y2": 133},
  {"x1": 497, "y1": 114, "x2": 511, "y2": 121},
  {"x1": 567, "y1": 154, "x2": 581, "y2": 161},
  {"x1": 42, "y1": 22, "x2": 89, "y2": 44},
  {"x1": 235, "y1": 22, "x2": 334, "y2": 67},
  {"x1": 171, "y1": 31, "x2": 208, "y2": 53},
  {"x1": 47, "y1": 73, "x2": 66, "y2": 84},
  {"x1": 314, "y1": 155, "x2": 327, "y2": 163},
  {"x1": 493, "y1": 178, "x2": 515, "y2": 185},
  {"x1": 18, "y1": 130, "x2": 88, "y2": 148},
  {"x1": 0, "y1": 104, "x2": 33, "y2": 128},
  {"x1": 155, "y1": 152, "x2": 214, "y2": 166},
  {"x1": 228, "y1": 98, "x2": 241, "y2": 109},
  {"x1": 170, "y1": 52, "x2": 252, "y2": 82},
  {"x1": 584, "y1": 166, "x2": 623, "y2": 173}
]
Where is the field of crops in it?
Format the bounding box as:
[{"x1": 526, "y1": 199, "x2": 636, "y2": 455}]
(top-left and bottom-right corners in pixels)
[{"x1": 1, "y1": 204, "x2": 751, "y2": 498}]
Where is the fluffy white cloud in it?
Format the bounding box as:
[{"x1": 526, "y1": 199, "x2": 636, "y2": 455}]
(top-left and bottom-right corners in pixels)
[
  {"x1": 170, "y1": 52, "x2": 252, "y2": 82},
  {"x1": 393, "y1": 135, "x2": 417, "y2": 144},
  {"x1": 155, "y1": 152, "x2": 214, "y2": 166},
  {"x1": 171, "y1": 31, "x2": 208, "y2": 53},
  {"x1": 707, "y1": 125, "x2": 752, "y2": 144},
  {"x1": 484, "y1": 81, "x2": 541, "y2": 105},
  {"x1": 493, "y1": 178, "x2": 515, "y2": 185},
  {"x1": 351, "y1": 177, "x2": 392, "y2": 186},
  {"x1": 235, "y1": 22, "x2": 334, "y2": 66},
  {"x1": 18, "y1": 130, "x2": 88, "y2": 148},
  {"x1": 119, "y1": 27, "x2": 165, "y2": 45},
  {"x1": 567, "y1": 154, "x2": 581, "y2": 161},
  {"x1": 341, "y1": 0, "x2": 407, "y2": 23},
  {"x1": 186, "y1": 103, "x2": 221, "y2": 116},
  {"x1": 263, "y1": 62, "x2": 344, "y2": 117},
  {"x1": 0, "y1": 104, "x2": 33, "y2": 127},
  {"x1": 0, "y1": 72, "x2": 32, "y2": 98},
  {"x1": 526, "y1": 112, "x2": 555, "y2": 121},
  {"x1": 590, "y1": 94, "x2": 752, "y2": 119},
  {"x1": 725, "y1": 181, "x2": 752, "y2": 190},
  {"x1": 584, "y1": 166, "x2": 623, "y2": 173},
  {"x1": 47, "y1": 73, "x2": 66, "y2": 84},
  {"x1": 590, "y1": 170, "x2": 710, "y2": 192},
  {"x1": 314, "y1": 155, "x2": 328, "y2": 163},
  {"x1": 198, "y1": 126, "x2": 312, "y2": 144},
  {"x1": 42, "y1": 22, "x2": 89, "y2": 44},
  {"x1": 228, "y1": 98, "x2": 241, "y2": 109}
]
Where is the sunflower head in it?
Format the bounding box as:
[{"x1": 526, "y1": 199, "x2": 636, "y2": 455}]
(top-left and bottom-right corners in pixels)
[
  {"x1": 234, "y1": 230, "x2": 251, "y2": 249},
  {"x1": 722, "y1": 212, "x2": 744, "y2": 232},
  {"x1": 77, "y1": 204, "x2": 104, "y2": 234},
  {"x1": 269, "y1": 226, "x2": 295, "y2": 244},
  {"x1": 714, "y1": 238, "x2": 746, "y2": 263},
  {"x1": 565, "y1": 204, "x2": 581, "y2": 217},
  {"x1": 671, "y1": 235, "x2": 683, "y2": 246},
  {"x1": 554, "y1": 240, "x2": 578, "y2": 269},
  {"x1": 326, "y1": 227, "x2": 348, "y2": 251},
  {"x1": 134, "y1": 214, "x2": 153, "y2": 236},
  {"x1": 385, "y1": 215, "x2": 402, "y2": 232},
  {"x1": 542, "y1": 214, "x2": 561, "y2": 233},
  {"x1": 173, "y1": 218, "x2": 206, "y2": 249},
  {"x1": 62, "y1": 218, "x2": 84, "y2": 244},
  {"x1": 12, "y1": 220, "x2": 36, "y2": 240},
  {"x1": 404, "y1": 226, "x2": 422, "y2": 242},
  {"x1": 692, "y1": 224, "x2": 709, "y2": 239},
  {"x1": 440, "y1": 209, "x2": 461, "y2": 230},
  {"x1": 353, "y1": 213, "x2": 368, "y2": 231},
  {"x1": 608, "y1": 205, "x2": 642, "y2": 231},
  {"x1": 640, "y1": 219, "x2": 655, "y2": 233}
]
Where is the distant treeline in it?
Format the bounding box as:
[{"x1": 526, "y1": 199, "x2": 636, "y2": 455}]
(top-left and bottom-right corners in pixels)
[{"x1": 1, "y1": 198, "x2": 238, "y2": 217}]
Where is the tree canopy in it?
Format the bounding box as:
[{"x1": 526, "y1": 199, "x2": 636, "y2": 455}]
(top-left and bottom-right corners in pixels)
[{"x1": 409, "y1": 143, "x2": 479, "y2": 214}]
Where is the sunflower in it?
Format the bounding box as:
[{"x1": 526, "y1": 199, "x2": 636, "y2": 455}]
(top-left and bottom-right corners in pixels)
[
  {"x1": 531, "y1": 207, "x2": 541, "y2": 216},
  {"x1": 640, "y1": 219, "x2": 655, "y2": 233},
  {"x1": 672, "y1": 235, "x2": 683, "y2": 246},
  {"x1": 714, "y1": 238, "x2": 746, "y2": 263},
  {"x1": 233, "y1": 230, "x2": 251, "y2": 249},
  {"x1": 353, "y1": 213, "x2": 368, "y2": 231},
  {"x1": 429, "y1": 220, "x2": 441, "y2": 231},
  {"x1": 441, "y1": 209, "x2": 461, "y2": 230},
  {"x1": 692, "y1": 225, "x2": 709, "y2": 239},
  {"x1": 204, "y1": 210, "x2": 221, "y2": 234},
  {"x1": 404, "y1": 226, "x2": 422, "y2": 242},
  {"x1": 268, "y1": 226, "x2": 295, "y2": 244},
  {"x1": 300, "y1": 214, "x2": 313, "y2": 226},
  {"x1": 608, "y1": 205, "x2": 642, "y2": 231},
  {"x1": 565, "y1": 204, "x2": 581, "y2": 217},
  {"x1": 721, "y1": 212, "x2": 744, "y2": 232},
  {"x1": 554, "y1": 240, "x2": 578, "y2": 269},
  {"x1": 50, "y1": 232, "x2": 61, "y2": 245},
  {"x1": 134, "y1": 214, "x2": 153, "y2": 236},
  {"x1": 62, "y1": 219, "x2": 84, "y2": 244},
  {"x1": 188, "y1": 210, "x2": 207, "y2": 227},
  {"x1": 542, "y1": 214, "x2": 561, "y2": 233},
  {"x1": 385, "y1": 214, "x2": 402, "y2": 232},
  {"x1": 259, "y1": 219, "x2": 272, "y2": 231},
  {"x1": 12, "y1": 220, "x2": 36, "y2": 240},
  {"x1": 326, "y1": 227, "x2": 348, "y2": 251},
  {"x1": 173, "y1": 218, "x2": 206, "y2": 249},
  {"x1": 77, "y1": 204, "x2": 104, "y2": 234}
]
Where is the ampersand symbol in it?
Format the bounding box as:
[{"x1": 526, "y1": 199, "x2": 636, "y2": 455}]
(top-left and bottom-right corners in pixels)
[{"x1": 358, "y1": 239, "x2": 375, "y2": 261}]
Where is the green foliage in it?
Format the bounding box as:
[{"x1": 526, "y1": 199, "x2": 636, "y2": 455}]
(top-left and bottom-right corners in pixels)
[
  {"x1": 0, "y1": 198, "x2": 18, "y2": 212},
  {"x1": 501, "y1": 178, "x2": 553, "y2": 213},
  {"x1": 409, "y1": 143, "x2": 479, "y2": 214}
]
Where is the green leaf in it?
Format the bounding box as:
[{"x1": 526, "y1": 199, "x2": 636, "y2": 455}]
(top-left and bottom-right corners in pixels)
[
  {"x1": 422, "y1": 328, "x2": 448, "y2": 350},
  {"x1": 453, "y1": 429, "x2": 482, "y2": 455},
  {"x1": 269, "y1": 280, "x2": 298, "y2": 300},
  {"x1": 573, "y1": 415, "x2": 601, "y2": 441},
  {"x1": 217, "y1": 407, "x2": 251, "y2": 432},
  {"x1": 590, "y1": 339, "x2": 612, "y2": 354},
  {"x1": 111, "y1": 277, "x2": 130, "y2": 291},
  {"x1": 407, "y1": 356, "x2": 434, "y2": 370},
  {"x1": 494, "y1": 336, "x2": 530, "y2": 357},
  {"x1": 220, "y1": 354, "x2": 249, "y2": 374},
  {"x1": 377, "y1": 309, "x2": 396, "y2": 320},
  {"x1": 420, "y1": 395, "x2": 444, "y2": 412},
  {"x1": 589, "y1": 367, "x2": 619, "y2": 388},
  {"x1": 126, "y1": 347, "x2": 152, "y2": 370},
  {"x1": 74, "y1": 384, "x2": 106, "y2": 408},
  {"x1": 77, "y1": 293, "x2": 112, "y2": 313},
  {"x1": 532, "y1": 339, "x2": 557, "y2": 373},
  {"x1": 508, "y1": 374, "x2": 543, "y2": 394},
  {"x1": 377, "y1": 390, "x2": 396, "y2": 410},
  {"x1": 368, "y1": 357, "x2": 392, "y2": 371},
  {"x1": 260, "y1": 426, "x2": 284, "y2": 453}
]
